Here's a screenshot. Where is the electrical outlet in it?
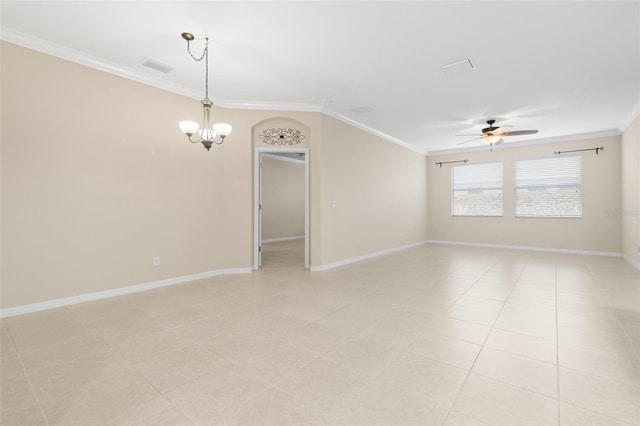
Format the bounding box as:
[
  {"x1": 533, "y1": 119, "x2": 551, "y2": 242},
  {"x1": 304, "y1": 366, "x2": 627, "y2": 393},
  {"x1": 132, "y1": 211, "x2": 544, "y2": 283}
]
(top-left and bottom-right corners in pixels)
[{"x1": 153, "y1": 257, "x2": 160, "y2": 267}]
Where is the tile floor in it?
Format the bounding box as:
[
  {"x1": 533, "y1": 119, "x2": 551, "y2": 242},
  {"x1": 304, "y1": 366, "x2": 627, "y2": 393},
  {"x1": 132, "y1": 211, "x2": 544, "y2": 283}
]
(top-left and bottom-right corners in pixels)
[
  {"x1": 260, "y1": 239, "x2": 305, "y2": 269},
  {"x1": 1, "y1": 243, "x2": 639, "y2": 426}
]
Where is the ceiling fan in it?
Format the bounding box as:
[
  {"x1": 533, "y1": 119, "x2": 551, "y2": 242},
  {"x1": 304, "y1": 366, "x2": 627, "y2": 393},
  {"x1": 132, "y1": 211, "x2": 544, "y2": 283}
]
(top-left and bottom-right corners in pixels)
[{"x1": 456, "y1": 119, "x2": 538, "y2": 147}]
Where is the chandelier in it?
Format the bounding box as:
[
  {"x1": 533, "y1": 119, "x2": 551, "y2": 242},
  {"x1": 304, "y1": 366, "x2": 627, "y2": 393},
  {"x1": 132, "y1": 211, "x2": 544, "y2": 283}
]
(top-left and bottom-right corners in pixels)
[{"x1": 178, "y1": 32, "x2": 232, "y2": 151}]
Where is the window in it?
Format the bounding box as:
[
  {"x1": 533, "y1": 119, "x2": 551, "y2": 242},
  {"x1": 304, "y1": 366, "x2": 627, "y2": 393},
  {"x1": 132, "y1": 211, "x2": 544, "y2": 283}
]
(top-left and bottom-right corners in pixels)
[
  {"x1": 452, "y1": 162, "x2": 503, "y2": 216},
  {"x1": 515, "y1": 155, "x2": 582, "y2": 218}
]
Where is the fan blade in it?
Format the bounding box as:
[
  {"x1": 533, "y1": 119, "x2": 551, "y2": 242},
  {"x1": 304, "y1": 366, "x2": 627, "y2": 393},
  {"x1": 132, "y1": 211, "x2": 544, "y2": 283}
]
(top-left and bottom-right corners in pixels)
[
  {"x1": 492, "y1": 125, "x2": 513, "y2": 135},
  {"x1": 456, "y1": 133, "x2": 482, "y2": 136},
  {"x1": 501, "y1": 130, "x2": 538, "y2": 136},
  {"x1": 456, "y1": 136, "x2": 483, "y2": 145}
]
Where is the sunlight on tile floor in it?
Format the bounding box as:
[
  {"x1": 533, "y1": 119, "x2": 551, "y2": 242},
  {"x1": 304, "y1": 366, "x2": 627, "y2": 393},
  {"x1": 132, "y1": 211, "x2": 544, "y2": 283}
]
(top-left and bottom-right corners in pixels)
[{"x1": 1, "y1": 243, "x2": 639, "y2": 425}]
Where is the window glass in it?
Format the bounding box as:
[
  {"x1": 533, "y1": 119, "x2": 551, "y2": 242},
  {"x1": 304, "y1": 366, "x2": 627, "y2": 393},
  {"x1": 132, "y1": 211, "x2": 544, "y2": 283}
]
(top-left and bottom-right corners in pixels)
[
  {"x1": 515, "y1": 155, "x2": 582, "y2": 218},
  {"x1": 451, "y1": 162, "x2": 503, "y2": 217}
]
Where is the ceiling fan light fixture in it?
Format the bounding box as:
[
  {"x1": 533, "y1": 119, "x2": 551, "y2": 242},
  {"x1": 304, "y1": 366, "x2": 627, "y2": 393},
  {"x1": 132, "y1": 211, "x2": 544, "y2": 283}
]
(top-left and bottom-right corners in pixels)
[
  {"x1": 456, "y1": 119, "x2": 539, "y2": 148},
  {"x1": 482, "y1": 135, "x2": 502, "y2": 145}
]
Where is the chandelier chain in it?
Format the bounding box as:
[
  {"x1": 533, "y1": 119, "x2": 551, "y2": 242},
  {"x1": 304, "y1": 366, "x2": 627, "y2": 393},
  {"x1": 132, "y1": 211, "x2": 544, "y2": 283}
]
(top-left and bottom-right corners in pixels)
[{"x1": 185, "y1": 38, "x2": 209, "y2": 99}]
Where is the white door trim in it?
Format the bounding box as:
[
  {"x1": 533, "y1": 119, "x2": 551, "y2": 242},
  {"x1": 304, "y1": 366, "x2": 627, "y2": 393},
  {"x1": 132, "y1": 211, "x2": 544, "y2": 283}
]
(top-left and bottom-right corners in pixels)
[{"x1": 253, "y1": 147, "x2": 309, "y2": 270}]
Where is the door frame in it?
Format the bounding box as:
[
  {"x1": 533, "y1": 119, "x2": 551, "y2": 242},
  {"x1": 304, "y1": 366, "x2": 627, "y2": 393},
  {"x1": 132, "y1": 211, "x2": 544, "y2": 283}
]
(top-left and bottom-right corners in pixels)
[{"x1": 253, "y1": 147, "x2": 309, "y2": 270}]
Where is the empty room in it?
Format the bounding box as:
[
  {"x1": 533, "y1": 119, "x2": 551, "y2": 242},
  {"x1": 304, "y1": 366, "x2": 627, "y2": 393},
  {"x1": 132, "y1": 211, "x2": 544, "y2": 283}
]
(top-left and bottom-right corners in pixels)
[{"x1": 1, "y1": 1, "x2": 639, "y2": 425}]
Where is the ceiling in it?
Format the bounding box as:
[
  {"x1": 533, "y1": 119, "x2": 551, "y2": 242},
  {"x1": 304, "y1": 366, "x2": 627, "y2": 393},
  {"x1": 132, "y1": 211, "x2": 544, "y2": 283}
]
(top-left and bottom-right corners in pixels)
[{"x1": 2, "y1": 1, "x2": 639, "y2": 154}]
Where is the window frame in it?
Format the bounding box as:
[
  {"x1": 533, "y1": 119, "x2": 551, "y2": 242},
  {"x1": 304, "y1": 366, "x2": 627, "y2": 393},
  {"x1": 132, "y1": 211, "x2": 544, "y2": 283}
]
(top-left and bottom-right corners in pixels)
[
  {"x1": 513, "y1": 154, "x2": 582, "y2": 219},
  {"x1": 451, "y1": 160, "x2": 504, "y2": 217}
]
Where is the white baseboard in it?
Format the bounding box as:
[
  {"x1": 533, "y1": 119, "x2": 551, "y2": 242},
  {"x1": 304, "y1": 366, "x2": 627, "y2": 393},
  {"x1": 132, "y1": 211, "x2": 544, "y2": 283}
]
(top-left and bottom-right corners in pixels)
[
  {"x1": 310, "y1": 240, "x2": 428, "y2": 272},
  {"x1": 427, "y1": 240, "x2": 622, "y2": 258},
  {"x1": 5, "y1": 241, "x2": 633, "y2": 318},
  {"x1": 623, "y1": 254, "x2": 640, "y2": 271},
  {"x1": 261, "y1": 236, "x2": 304, "y2": 243},
  {"x1": 0, "y1": 267, "x2": 252, "y2": 319}
]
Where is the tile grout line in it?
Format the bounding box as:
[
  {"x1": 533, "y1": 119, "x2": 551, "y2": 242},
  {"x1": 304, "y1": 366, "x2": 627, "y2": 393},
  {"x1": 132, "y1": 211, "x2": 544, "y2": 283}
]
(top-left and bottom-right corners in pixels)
[
  {"x1": 556, "y1": 261, "x2": 639, "y2": 425},
  {"x1": 589, "y1": 265, "x2": 640, "y2": 360},
  {"x1": 61, "y1": 306, "x2": 198, "y2": 424},
  {"x1": 468, "y1": 370, "x2": 560, "y2": 401},
  {"x1": 560, "y1": 400, "x2": 638, "y2": 426},
  {"x1": 2, "y1": 323, "x2": 51, "y2": 426},
  {"x1": 3, "y1": 248, "x2": 636, "y2": 426},
  {"x1": 373, "y1": 261, "x2": 491, "y2": 425},
  {"x1": 440, "y1": 258, "x2": 527, "y2": 424}
]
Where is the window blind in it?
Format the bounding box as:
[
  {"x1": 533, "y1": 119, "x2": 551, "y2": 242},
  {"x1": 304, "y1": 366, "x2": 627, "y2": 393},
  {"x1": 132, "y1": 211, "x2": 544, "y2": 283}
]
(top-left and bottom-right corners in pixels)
[
  {"x1": 515, "y1": 155, "x2": 582, "y2": 218},
  {"x1": 451, "y1": 162, "x2": 503, "y2": 216}
]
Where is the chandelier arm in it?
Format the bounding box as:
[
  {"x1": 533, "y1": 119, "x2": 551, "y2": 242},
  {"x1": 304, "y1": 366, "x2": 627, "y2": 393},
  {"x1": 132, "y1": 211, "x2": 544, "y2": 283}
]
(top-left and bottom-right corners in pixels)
[{"x1": 186, "y1": 134, "x2": 203, "y2": 144}]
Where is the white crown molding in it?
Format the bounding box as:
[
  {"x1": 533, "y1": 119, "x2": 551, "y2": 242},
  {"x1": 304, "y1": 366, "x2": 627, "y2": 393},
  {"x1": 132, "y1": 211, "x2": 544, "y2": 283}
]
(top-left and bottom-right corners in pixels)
[
  {"x1": 310, "y1": 240, "x2": 428, "y2": 271},
  {"x1": 1, "y1": 27, "x2": 202, "y2": 101},
  {"x1": 619, "y1": 100, "x2": 640, "y2": 133},
  {"x1": 1, "y1": 27, "x2": 427, "y2": 156},
  {"x1": 219, "y1": 101, "x2": 427, "y2": 159},
  {"x1": 427, "y1": 240, "x2": 622, "y2": 258},
  {"x1": 427, "y1": 129, "x2": 622, "y2": 157},
  {"x1": 0, "y1": 267, "x2": 252, "y2": 318},
  {"x1": 220, "y1": 100, "x2": 323, "y2": 112},
  {"x1": 321, "y1": 108, "x2": 428, "y2": 156},
  {"x1": 8, "y1": 27, "x2": 625, "y2": 159}
]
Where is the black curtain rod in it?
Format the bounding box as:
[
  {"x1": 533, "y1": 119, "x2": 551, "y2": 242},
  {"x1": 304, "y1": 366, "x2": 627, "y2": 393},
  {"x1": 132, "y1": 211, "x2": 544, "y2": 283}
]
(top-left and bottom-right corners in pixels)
[
  {"x1": 435, "y1": 159, "x2": 468, "y2": 168},
  {"x1": 554, "y1": 147, "x2": 605, "y2": 155}
]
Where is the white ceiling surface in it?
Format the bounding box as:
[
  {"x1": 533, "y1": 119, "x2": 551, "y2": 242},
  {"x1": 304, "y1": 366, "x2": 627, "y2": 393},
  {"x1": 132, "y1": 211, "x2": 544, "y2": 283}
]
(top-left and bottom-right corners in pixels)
[{"x1": 2, "y1": 1, "x2": 639, "y2": 154}]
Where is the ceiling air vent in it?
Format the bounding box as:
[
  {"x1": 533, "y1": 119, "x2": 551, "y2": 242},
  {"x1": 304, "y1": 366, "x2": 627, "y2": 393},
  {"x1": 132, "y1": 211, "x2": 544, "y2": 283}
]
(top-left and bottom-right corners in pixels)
[
  {"x1": 441, "y1": 57, "x2": 477, "y2": 75},
  {"x1": 351, "y1": 105, "x2": 375, "y2": 114},
  {"x1": 140, "y1": 58, "x2": 174, "y2": 74}
]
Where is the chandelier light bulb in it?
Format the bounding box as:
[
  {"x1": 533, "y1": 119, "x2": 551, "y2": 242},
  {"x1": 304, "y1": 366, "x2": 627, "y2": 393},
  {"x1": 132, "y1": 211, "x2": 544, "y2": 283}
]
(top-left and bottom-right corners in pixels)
[
  {"x1": 212, "y1": 123, "x2": 232, "y2": 137},
  {"x1": 179, "y1": 121, "x2": 199, "y2": 137},
  {"x1": 482, "y1": 135, "x2": 502, "y2": 145}
]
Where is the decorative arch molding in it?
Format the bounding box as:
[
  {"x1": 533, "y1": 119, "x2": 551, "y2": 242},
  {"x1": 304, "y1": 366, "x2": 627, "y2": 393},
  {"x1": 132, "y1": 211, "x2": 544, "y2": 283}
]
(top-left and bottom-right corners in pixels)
[{"x1": 252, "y1": 117, "x2": 311, "y2": 148}]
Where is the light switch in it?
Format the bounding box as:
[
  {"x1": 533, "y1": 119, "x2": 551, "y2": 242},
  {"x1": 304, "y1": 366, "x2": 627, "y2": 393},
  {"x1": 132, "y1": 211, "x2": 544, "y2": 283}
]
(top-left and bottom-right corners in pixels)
[{"x1": 331, "y1": 201, "x2": 337, "y2": 209}]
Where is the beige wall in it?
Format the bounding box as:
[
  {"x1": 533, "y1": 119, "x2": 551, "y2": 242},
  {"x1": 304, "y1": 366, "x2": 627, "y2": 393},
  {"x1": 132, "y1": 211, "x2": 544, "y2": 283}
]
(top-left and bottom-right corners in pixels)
[
  {"x1": 428, "y1": 136, "x2": 623, "y2": 253},
  {"x1": 319, "y1": 115, "x2": 428, "y2": 265},
  {"x1": 2, "y1": 42, "x2": 222, "y2": 307},
  {"x1": 1, "y1": 42, "x2": 429, "y2": 309},
  {"x1": 622, "y1": 114, "x2": 640, "y2": 265},
  {"x1": 2, "y1": 40, "x2": 634, "y2": 310},
  {"x1": 0, "y1": 42, "x2": 325, "y2": 309},
  {"x1": 261, "y1": 157, "x2": 305, "y2": 240}
]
